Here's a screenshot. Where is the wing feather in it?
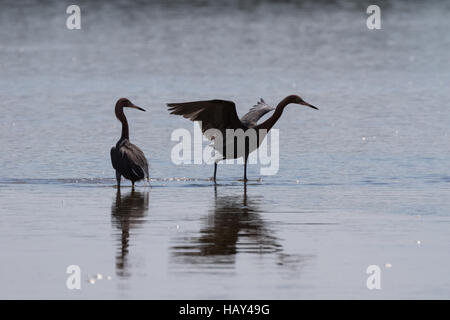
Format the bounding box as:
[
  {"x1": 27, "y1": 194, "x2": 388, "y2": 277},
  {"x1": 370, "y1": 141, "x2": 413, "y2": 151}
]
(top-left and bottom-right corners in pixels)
[
  {"x1": 167, "y1": 100, "x2": 245, "y2": 138},
  {"x1": 240, "y1": 98, "x2": 274, "y2": 128}
]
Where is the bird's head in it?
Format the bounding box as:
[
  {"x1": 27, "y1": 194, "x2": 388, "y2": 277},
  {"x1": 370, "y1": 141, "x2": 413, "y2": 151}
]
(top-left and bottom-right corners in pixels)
[
  {"x1": 288, "y1": 94, "x2": 318, "y2": 110},
  {"x1": 116, "y1": 98, "x2": 146, "y2": 112}
]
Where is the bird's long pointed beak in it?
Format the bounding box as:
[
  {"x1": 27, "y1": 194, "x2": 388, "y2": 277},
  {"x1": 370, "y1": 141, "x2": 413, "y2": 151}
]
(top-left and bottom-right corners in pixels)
[
  {"x1": 302, "y1": 101, "x2": 318, "y2": 110},
  {"x1": 131, "y1": 104, "x2": 146, "y2": 112}
]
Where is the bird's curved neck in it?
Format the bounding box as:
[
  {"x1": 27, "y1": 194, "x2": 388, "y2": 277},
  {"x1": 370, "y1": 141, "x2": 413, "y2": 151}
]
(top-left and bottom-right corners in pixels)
[
  {"x1": 256, "y1": 96, "x2": 291, "y2": 131},
  {"x1": 115, "y1": 106, "x2": 129, "y2": 141}
]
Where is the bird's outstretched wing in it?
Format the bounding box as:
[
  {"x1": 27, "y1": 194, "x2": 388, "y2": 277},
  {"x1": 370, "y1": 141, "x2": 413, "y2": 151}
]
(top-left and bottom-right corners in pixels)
[
  {"x1": 111, "y1": 140, "x2": 149, "y2": 182},
  {"x1": 167, "y1": 100, "x2": 244, "y2": 139},
  {"x1": 240, "y1": 98, "x2": 275, "y2": 128}
]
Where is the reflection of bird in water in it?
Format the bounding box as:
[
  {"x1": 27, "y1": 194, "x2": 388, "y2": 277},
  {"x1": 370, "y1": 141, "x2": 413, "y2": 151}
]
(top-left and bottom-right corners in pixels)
[
  {"x1": 111, "y1": 189, "x2": 149, "y2": 277},
  {"x1": 171, "y1": 183, "x2": 282, "y2": 267}
]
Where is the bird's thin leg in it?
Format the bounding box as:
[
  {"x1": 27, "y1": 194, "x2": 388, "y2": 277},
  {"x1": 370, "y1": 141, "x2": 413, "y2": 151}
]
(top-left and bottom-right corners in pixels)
[
  {"x1": 213, "y1": 162, "x2": 218, "y2": 183},
  {"x1": 132, "y1": 181, "x2": 135, "y2": 190},
  {"x1": 243, "y1": 154, "x2": 248, "y2": 182},
  {"x1": 115, "y1": 171, "x2": 121, "y2": 189}
]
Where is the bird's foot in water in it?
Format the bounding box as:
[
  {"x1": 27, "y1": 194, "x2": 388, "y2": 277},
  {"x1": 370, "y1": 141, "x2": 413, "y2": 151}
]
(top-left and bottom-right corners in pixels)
[{"x1": 238, "y1": 178, "x2": 248, "y2": 182}]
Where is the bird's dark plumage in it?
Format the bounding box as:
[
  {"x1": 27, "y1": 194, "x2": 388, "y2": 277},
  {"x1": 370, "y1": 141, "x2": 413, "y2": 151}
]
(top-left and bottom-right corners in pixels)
[
  {"x1": 168, "y1": 100, "x2": 245, "y2": 136},
  {"x1": 111, "y1": 139, "x2": 149, "y2": 183},
  {"x1": 167, "y1": 95, "x2": 317, "y2": 182},
  {"x1": 111, "y1": 98, "x2": 149, "y2": 188}
]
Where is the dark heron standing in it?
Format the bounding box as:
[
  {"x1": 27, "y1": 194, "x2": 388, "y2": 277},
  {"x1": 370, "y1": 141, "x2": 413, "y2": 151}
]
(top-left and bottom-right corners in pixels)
[
  {"x1": 167, "y1": 94, "x2": 318, "y2": 181},
  {"x1": 110, "y1": 98, "x2": 149, "y2": 189}
]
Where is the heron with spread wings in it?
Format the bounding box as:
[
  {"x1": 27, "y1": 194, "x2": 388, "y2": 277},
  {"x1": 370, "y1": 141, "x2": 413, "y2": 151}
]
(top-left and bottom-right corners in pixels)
[
  {"x1": 111, "y1": 98, "x2": 149, "y2": 189},
  {"x1": 167, "y1": 95, "x2": 318, "y2": 182}
]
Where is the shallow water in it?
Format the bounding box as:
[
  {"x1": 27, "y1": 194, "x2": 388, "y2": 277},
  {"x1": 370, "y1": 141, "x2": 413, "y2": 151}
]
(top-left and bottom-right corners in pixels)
[{"x1": 1, "y1": 0, "x2": 449, "y2": 299}]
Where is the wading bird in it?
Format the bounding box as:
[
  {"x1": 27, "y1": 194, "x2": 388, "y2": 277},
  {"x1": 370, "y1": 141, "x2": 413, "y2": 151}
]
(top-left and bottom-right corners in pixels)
[
  {"x1": 111, "y1": 98, "x2": 149, "y2": 189},
  {"x1": 167, "y1": 95, "x2": 318, "y2": 182}
]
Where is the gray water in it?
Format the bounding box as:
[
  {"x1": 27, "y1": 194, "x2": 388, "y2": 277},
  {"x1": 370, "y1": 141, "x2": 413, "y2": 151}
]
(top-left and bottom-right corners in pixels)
[{"x1": 0, "y1": 0, "x2": 449, "y2": 299}]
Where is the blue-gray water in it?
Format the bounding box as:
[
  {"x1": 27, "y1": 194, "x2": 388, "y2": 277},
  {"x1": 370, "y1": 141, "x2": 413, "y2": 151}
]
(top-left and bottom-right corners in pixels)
[{"x1": 0, "y1": 0, "x2": 449, "y2": 299}]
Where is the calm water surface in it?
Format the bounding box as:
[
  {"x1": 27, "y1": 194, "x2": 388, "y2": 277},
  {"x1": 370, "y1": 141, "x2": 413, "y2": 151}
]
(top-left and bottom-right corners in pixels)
[{"x1": 0, "y1": 0, "x2": 449, "y2": 299}]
